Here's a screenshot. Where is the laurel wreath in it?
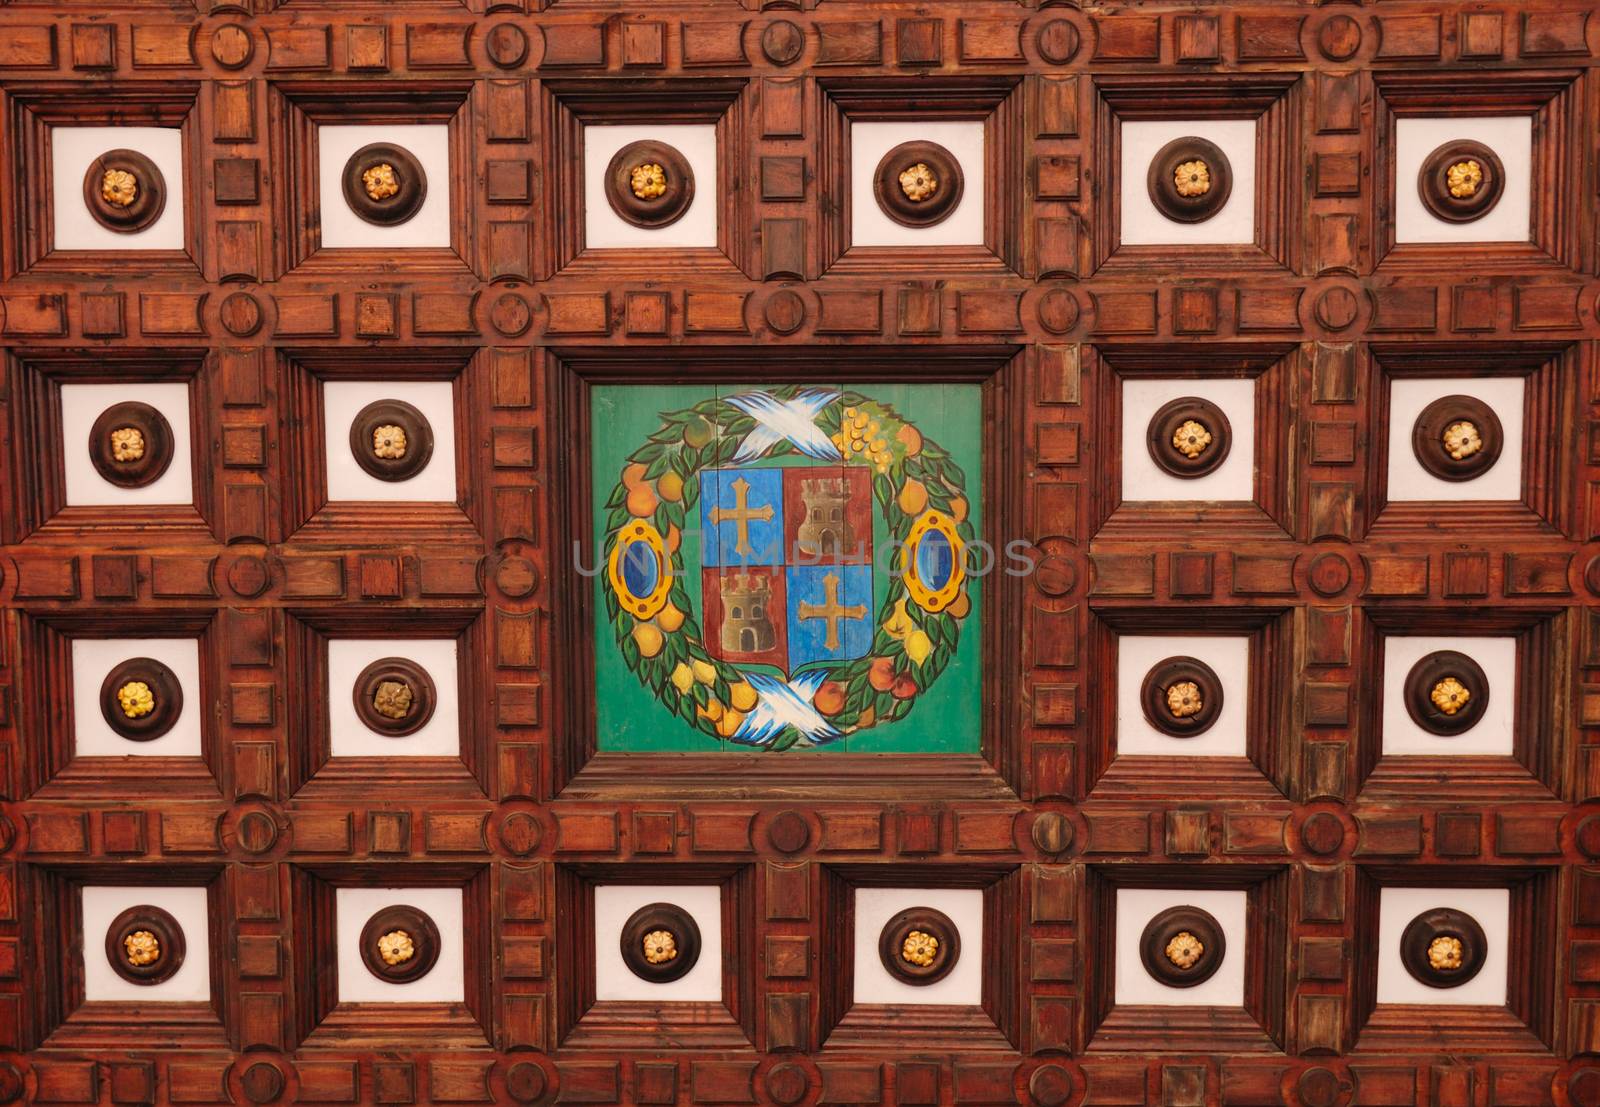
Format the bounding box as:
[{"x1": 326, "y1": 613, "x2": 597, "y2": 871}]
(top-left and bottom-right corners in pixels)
[{"x1": 601, "y1": 385, "x2": 975, "y2": 750}]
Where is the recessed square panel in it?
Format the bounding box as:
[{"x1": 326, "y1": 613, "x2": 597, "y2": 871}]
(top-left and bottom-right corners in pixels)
[
  {"x1": 1117, "y1": 635, "x2": 1248, "y2": 757},
  {"x1": 318, "y1": 124, "x2": 451, "y2": 249},
  {"x1": 336, "y1": 887, "x2": 465, "y2": 1003},
  {"x1": 584, "y1": 124, "x2": 717, "y2": 250},
  {"x1": 1120, "y1": 119, "x2": 1256, "y2": 246},
  {"x1": 328, "y1": 638, "x2": 460, "y2": 758},
  {"x1": 853, "y1": 887, "x2": 982, "y2": 1006},
  {"x1": 82, "y1": 885, "x2": 209, "y2": 1002},
  {"x1": 1394, "y1": 116, "x2": 1531, "y2": 244},
  {"x1": 51, "y1": 126, "x2": 186, "y2": 251},
  {"x1": 595, "y1": 884, "x2": 723, "y2": 1002},
  {"x1": 851, "y1": 120, "x2": 984, "y2": 247},
  {"x1": 1377, "y1": 886, "x2": 1509, "y2": 1005},
  {"x1": 322, "y1": 380, "x2": 458, "y2": 503},
  {"x1": 1386, "y1": 376, "x2": 1525, "y2": 502},
  {"x1": 1114, "y1": 888, "x2": 1246, "y2": 1007},
  {"x1": 1121, "y1": 378, "x2": 1255, "y2": 502},
  {"x1": 61, "y1": 382, "x2": 194, "y2": 507},
  {"x1": 71, "y1": 637, "x2": 202, "y2": 757},
  {"x1": 1381, "y1": 635, "x2": 1515, "y2": 756}
]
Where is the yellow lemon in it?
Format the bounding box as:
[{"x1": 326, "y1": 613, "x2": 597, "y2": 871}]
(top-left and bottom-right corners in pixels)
[
  {"x1": 716, "y1": 708, "x2": 745, "y2": 738},
  {"x1": 657, "y1": 603, "x2": 685, "y2": 632},
  {"x1": 730, "y1": 682, "x2": 758, "y2": 711},
  {"x1": 692, "y1": 659, "x2": 717, "y2": 685},
  {"x1": 632, "y1": 622, "x2": 664, "y2": 658},
  {"x1": 905, "y1": 629, "x2": 933, "y2": 666},
  {"x1": 882, "y1": 598, "x2": 914, "y2": 641},
  {"x1": 670, "y1": 662, "x2": 694, "y2": 694},
  {"x1": 897, "y1": 477, "x2": 928, "y2": 516},
  {"x1": 856, "y1": 705, "x2": 875, "y2": 729},
  {"x1": 698, "y1": 698, "x2": 724, "y2": 722}
]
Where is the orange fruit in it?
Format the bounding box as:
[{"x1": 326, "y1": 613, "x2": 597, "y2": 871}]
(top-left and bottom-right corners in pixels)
[
  {"x1": 622, "y1": 462, "x2": 648, "y2": 489},
  {"x1": 896, "y1": 423, "x2": 923, "y2": 457},
  {"x1": 868, "y1": 656, "x2": 897, "y2": 692},
  {"x1": 626, "y1": 482, "x2": 659, "y2": 517},
  {"x1": 812, "y1": 681, "x2": 846, "y2": 716},
  {"x1": 891, "y1": 673, "x2": 918, "y2": 700},
  {"x1": 658, "y1": 471, "x2": 684, "y2": 503},
  {"x1": 897, "y1": 478, "x2": 928, "y2": 516}
]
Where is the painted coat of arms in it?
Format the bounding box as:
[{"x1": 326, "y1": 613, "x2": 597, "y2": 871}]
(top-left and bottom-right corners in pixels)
[{"x1": 596, "y1": 384, "x2": 980, "y2": 751}]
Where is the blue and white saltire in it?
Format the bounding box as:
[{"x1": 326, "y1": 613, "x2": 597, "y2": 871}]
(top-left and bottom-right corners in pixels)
[
  {"x1": 725, "y1": 388, "x2": 843, "y2": 463},
  {"x1": 728, "y1": 669, "x2": 843, "y2": 747}
]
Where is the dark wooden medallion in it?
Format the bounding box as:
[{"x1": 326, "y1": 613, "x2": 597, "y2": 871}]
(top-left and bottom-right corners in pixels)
[
  {"x1": 1399, "y1": 906, "x2": 1487, "y2": 988},
  {"x1": 1402, "y1": 649, "x2": 1490, "y2": 736},
  {"x1": 1146, "y1": 397, "x2": 1233, "y2": 478},
  {"x1": 1146, "y1": 136, "x2": 1233, "y2": 224},
  {"x1": 98, "y1": 657, "x2": 184, "y2": 742},
  {"x1": 620, "y1": 902, "x2": 702, "y2": 984},
  {"x1": 1139, "y1": 656, "x2": 1225, "y2": 738},
  {"x1": 104, "y1": 904, "x2": 186, "y2": 986},
  {"x1": 358, "y1": 904, "x2": 442, "y2": 983},
  {"x1": 604, "y1": 141, "x2": 697, "y2": 230},
  {"x1": 1138, "y1": 905, "x2": 1225, "y2": 988},
  {"x1": 872, "y1": 140, "x2": 965, "y2": 229},
  {"x1": 88, "y1": 401, "x2": 176, "y2": 489},
  {"x1": 340, "y1": 142, "x2": 428, "y2": 227},
  {"x1": 877, "y1": 906, "x2": 961, "y2": 986},
  {"x1": 1417, "y1": 140, "x2": 1506, "y2": 224},
  {"x1": 348, "y1": 399, "x2": 435, "y2": 483},
  {"x1": 352, "y1": 656, "x2": 438, "y2": 737},
  {"x1": 1410, "y1": 394, "x2": 1504, "y2": 482},
  {"x1": 82, "y1": 148, "x2": 167, "y2": 234}
]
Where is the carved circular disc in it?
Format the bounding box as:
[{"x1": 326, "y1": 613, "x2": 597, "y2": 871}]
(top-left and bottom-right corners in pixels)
[
  {"x1": 760, "y1": 20, "x2": 805, "y2": 66},
  {"x1": 873, "y1": 140, "x2": 965, "y2": 229},
  {"x1": 1417, "y1": 140, "x2": 1506, "y2": 224},
  {"x1": 1410, "y1": 394, "x2": 1504, "y2": 482},
  {"x1": 89, "y1": 401, "x2": 175, "y2": 489},
  {"x1": 99, "y1": 657, "x2": 184, "y2": 742},
  {"x1": 348, "y1": 399, "x2": 435, "y2": 482},
  {"x1": 504, "y1": 1061, "x2": 548, "y2": 1104},
  {"x1": 604, "y1": 141, "x2": 697, "y2": 230},
  {"x1": 1139, "y1": 656, "x2": 1224, "y2": 738},
  {"x1": 1402, "y1": 649, "x2": 1490, "y2": 736},
  {"x1": 1399, "y1": 906, "x2": 1487, "y2": 988},
  {"x1": 341, "y1": 143, "x2": 428, "y2": 227},
  {"x1": 1036, "y1": 19, "x2": 1081, "y2": 65},
  {"x1": 1138, "y1": 905, "x2": 1225, "y2": 988},
  {"x1": 359, "y1": 904, "x2": 442, "y2": 983},
  {"x1": 82, "y1": 148, "x2": 167, "y2": 234},
  {"x1": 1146, "y1": 136, "x2": 1233, "y2": 224},
  {"x1": 768, "y1": 811, "x2": 811, "y2": 854},
  {"x1": 352, "y1": 656, "x2": 438, "y2": 737},
  {"x1": 1146, "y1": 396, "x2": 1233, "y2": 479},
  {"x1": 105, "y1": 904, "x2": 186, "y2": 986},
  {"x1": 239, "y1": 1062, "x2": 285, "y2": 1105},
  {"x1": 485, "y1": 23, "x2": 530, "y2": 69},
  {"x1": 620, "y1": 902, "x2": 702, "y2": 984},
  {"x1": 877, "y1": 906, "x2": 961, "y2": 986}
]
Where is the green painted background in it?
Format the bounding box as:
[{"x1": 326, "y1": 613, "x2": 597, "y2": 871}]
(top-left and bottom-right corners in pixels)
[{"x1": 591, "y1": 382, "x2": 984, "y2": 754}]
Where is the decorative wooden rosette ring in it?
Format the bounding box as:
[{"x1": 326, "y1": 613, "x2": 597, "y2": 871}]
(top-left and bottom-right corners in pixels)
[
  {"x1": 89, "y1": 401, "x2": 176, "y2": 489},
  {"x1": 1139, "y1": 905, "x2": 1225, "y2": 988},
  {"x1": 352, "y1": 656, "x2": 438, "y2": 737},
  {"x1": 872, "y1": 140, "x2": 965, "y2": 229},
  {"x1": 1402, "y1": 649, "x2": 1489, "y2": 736},
  {"x1": 341, "y1": 143, "x2": 428, "y2": 227},
  {"x1": 1146, "y1": 136, "x2": 1233, "y2": 224},
  {"x1": 1417, "y1": 140, "x2": 1506, "y2": 224},
  {"x1": 1410, "y1": 394, "x2": 1504, "y2": 482},
  {"x1": 1146, "y1": 396, "x2": 1232, "y2": 479},
  {"x1": 348, "y1": 399, "x2": 435, "y2": 482},
  {"x1": 878, "y1": 906, "x2": 961, "y2": 986},
  {"x1": 82, "y1": 148, "x2": 167, "y2": 234},
  {"x1": 359, "y1": 904, "x2": 442, "y2": 983},
  {"x1": 1400, "y1": 906, "x2": 1487, "y2": 988},
  {"x1": 620, "y1": 902, "x2": 702, "y2": 984},
  {"x1": 604, "y1": 141, "x2": 697, "y2": 230},
  {"x1": 99, "y1": 657, "x2": 184, "y2": 742},
  {"x1": 1139, "y1": 656, "x2": 1225, "y2": 739},
  {"x1": 105, "y1": 904, "x2": 186, "y2": 986}
]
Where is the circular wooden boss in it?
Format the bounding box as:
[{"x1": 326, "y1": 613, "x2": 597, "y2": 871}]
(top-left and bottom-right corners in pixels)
[
  {"x1": 99, "y1": 656, "x2": 184, "y2": 742},
  {"x1": 873, "y1": 140, "x2": 965, "y2": 229},
  {"x1": 83, "y1": 148, "x2": 167, "y2": 234},
  {"x1": 341, "y1": 143, "x2": 428, "y2": 227},
  {"x1": 1139, "y1": 655, "x2": 1225, "y2": 739},
  {"x1": 105, "y1": 904, "x2": 186, "y2": 986},
  {"x1": 1417, "y1": 140, "x2": 1506, "y2": 224},
  {"x1": 352, "y1": 656, "x2": 438, "y2": 737},
  {"x1": 1146, "y1": 396, "x2": 1232, "y2": 479},
  {"x1": 1138, "y1": 904, "x2": 1225, "y2": 988},
  {"x1": 620, "y1": 901, "x2": 702, "y2": 984},
  {"x1": 1400, "y1": 906, "x2": 1487, "y2": 988},
  {"x1": 359, "y1": 904, "x2": 442, "y2": 983},
  {"x1": 1402, "y1": 649, "x2": 1490, "y2": 736},
  {"x1": 348, "y1": 398, "x2": 435, "y2": 482},
  {"x1": 1146, "y1": 136, "x2": 1233, "y2": 224},
  {"x1": 604, "y1": 141, "x2": 697, "y2": 230},
  {"x1": 877, "y1": 905, "x2": 961, "y2": 986},
  {"x1": 89, "y1": 401, "x2": 175, "y2": 489},
  {"x1": 1410, "y1": 393, "x2": 1504, "y2": 482}
]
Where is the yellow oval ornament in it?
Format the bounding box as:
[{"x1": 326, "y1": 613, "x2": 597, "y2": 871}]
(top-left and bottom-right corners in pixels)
[
  {"x1": 901, "y1": 510, "x2": 964, "y2": 612},
  {"x1": 609, "y1": 519, "x2": 672, "y2": 621}
]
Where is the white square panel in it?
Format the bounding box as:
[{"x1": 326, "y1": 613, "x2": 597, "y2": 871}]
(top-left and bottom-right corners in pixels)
[
  {"x1": 61, "y1": 382, "x2": 194, "y2": 507},
  {"x1": 1120, "y1": 120, "x2": 1257, "y2": 246},
  {"x1": 1115, "y1": 888, "x2": 1247, "y2": 1007},
  {"x1": 1121, "y1": 377, "x2": 1256, "y2": 502},
  {"x1": 584, "y1": 124, "x2": 718, "y2": 250},
  {"x1": 853, "y1": 887, "x2": 982, "y2": 1006},
  {"x1": 52, "y1": 126, "x2": 186, "y2": 251},
  {"x1": 1117, "y1": 635, "x2": 1249, "y2": 758},
  {"x1": 1377, "y1": 886, "x2": 1508, "y2": 1005},
  {"x1": 596, "y1": 884, "x2": 723, "y2": 1001},
  {"x1": 322, "y1": 380, "x2": 458, "y2": 503},
  {"x1": 328, "y1": 638, "x2": 460, "y2": 758},
  {"x1": 82, "y1": 885, "x2": 210, "y2": 1002},
  {"x1": 1394, "y1": 116, "x2": 1532, "y2": 244},
  {"x1": 1381, "y1": 635, "x2": 1515, "y2": 756},
  {"x1": 336, "y1": 887, "x2": 465, "y2": 1003},
  {"x1": 72, "y1": 637, "x2": 202, "y2": 757},
  {"x1": 318, "y1": 125, "x2": 452, "y2": 249},
  {"x1": 1386, "y1": 377, "x2": 1525, "y2": 502},
  {"x1": 851, "y1": 121, "x2": 986, "y2": 247}
]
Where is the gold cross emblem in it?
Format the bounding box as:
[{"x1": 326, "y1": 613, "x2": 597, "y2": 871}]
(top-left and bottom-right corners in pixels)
[
  {"x1": 708, "y1": 476, "x2": 775, "y2": 558},
  {"x1": 797, "y1": 572, "x2": 867, "y2": 651}
]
